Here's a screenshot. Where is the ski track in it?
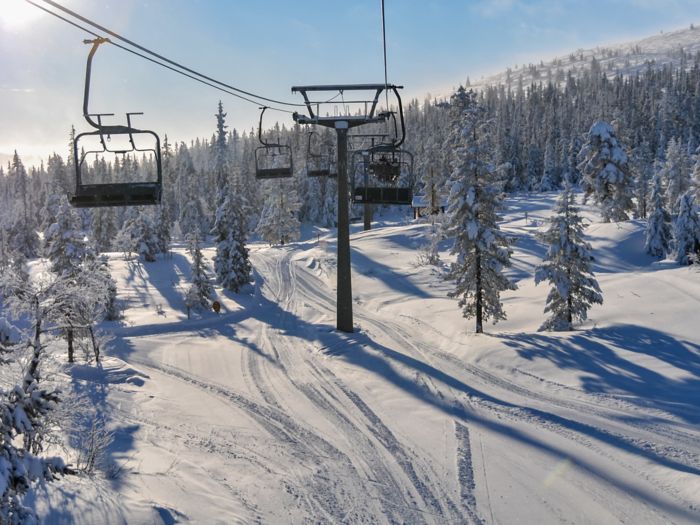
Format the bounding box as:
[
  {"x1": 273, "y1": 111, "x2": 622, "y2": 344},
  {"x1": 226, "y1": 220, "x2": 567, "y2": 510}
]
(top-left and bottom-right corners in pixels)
[
  {"x1": 107, "y1": 242, "x2": 700, "y2": 524},
  {"x1": 251, "y1": 249, "x2": 464, "y2": 523},
  {"x1": 454, "y1": 422, "x2": 484, "y2": 525},
  {"x1": 281, "y1": 249, "x2": 700, "y2": 516}
]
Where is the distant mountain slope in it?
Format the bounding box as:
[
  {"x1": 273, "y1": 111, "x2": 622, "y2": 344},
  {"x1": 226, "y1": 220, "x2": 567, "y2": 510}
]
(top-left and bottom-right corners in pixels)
[{"x1": 469, "y1": 23, "x2": 700, "y2": 91}]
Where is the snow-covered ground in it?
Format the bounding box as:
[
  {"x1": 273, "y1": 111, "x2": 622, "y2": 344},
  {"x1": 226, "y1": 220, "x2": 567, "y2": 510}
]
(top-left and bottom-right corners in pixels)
[{"x1": 47, "y1": 194, "x2": 700, "y2": 524}]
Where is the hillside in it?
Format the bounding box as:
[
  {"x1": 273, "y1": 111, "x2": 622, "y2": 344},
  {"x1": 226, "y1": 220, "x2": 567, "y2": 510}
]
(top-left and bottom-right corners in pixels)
[
  {"x1": 33, "y1": 193, "x2": 700, "y2": 524},
  {"x1": 468, "y1": 24, "x2": 700, "y2": 91}
]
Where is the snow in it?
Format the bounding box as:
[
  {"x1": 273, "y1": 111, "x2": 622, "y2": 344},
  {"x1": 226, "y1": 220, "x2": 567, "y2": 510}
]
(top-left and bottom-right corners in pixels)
[
  {"x1": 465, "y1": 24, "x2": 700, "y2": 93},
  {"x1": 34, "y1": 194, "x2": 700, "y2": 524}
]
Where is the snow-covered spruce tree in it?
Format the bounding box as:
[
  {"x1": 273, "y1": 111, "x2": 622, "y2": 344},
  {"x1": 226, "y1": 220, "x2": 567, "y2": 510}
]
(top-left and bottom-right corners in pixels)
[
  {"x1": 418, "y1": 167, "x2": 446, "y2": 266},
  {"x1": 212, "y1": 101, "x2": 230, "y2": 204},
  {"x1": 154, "y1": 205, "x2": 172, "y2": 255},
  {"x1": 444, "y1": 87, "x2": 517, "y2": 334},
  {"x1": 6, "y1": 152, "x2": 39, "y2": 259},
  {"x1": 644, "y1": 173, "x2": 673, "y2": 258},
  {"x1": 672, "y1": 192, "x2": 700, "y2": 265},
  {"x1": 539, "y1": 138, "x2": 559, "y2": 191},
  {"x1": 116, "y1": 208, "x2": 159, "y2": 262},
  {"x1": 185, "y1": 228, "x2": 212, "y2": 318},
  {"x1": 631, "y1": 141, "x2": 653, "y2": 219},
  {"x1": 175, "y1": 143, "x2": 205, "y2": 237},
  {"x1": 212, "y1": 194, "x2": 251, "y2": 292},
  {"x1": 535, "y1": 183, "x2": 603, "y2": 331},
  {"x1": 44, "y1": 197, "x2": 91, "y2": 277},
  {"x1": 256, "y1": 181, "x2": 301, "y2": 245},
  {"x1": 660, "y1": 137, "x2": 691, "y2": 215},
  {"x1": 692, "y1": 151, "x2": 700, "y2": 201},
  {"x1": 44, "y1": 197, "x2": 98, "y2": 362},
  {"x1": 318, "y1": 177, "x2": 337, "y2": 228},
  {"x1": 578, "y1": 121, "x2": 634, "y2": 222},
  {"x1": 211, "y1": 102, "x2": 251, "y2": 292},
  {"x1": 0, "y1": 269, "x2": 70, "y2": 523}
]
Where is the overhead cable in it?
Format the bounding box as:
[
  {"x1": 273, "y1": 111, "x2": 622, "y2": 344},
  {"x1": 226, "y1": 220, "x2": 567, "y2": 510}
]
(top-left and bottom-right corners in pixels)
[{"x1": 29, "y1": 0, "x2": 303, "y2": 112}]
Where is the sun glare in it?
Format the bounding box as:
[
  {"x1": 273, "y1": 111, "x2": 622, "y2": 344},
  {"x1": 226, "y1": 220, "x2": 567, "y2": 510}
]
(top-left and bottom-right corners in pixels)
[{"x1": 1, "y1": 0, "x2": 44, "y2": 29}]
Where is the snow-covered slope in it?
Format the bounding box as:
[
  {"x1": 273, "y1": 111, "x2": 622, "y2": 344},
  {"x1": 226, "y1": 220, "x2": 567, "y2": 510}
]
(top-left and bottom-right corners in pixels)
[
  {"x1": 46, "y1": 194, "x2": 700, "y2": 524},
  {"x1": 469, "y1": 24, "x2": 700, "y2": 91}
]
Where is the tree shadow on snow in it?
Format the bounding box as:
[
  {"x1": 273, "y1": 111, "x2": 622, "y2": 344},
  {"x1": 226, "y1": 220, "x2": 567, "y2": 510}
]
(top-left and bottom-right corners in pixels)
[
  {"x1": 499, "y1": 324, "x2": 700, "y2": 425},
  {"x1": 319, "y1": 328, "x2": 700, "y2": 521},
  {"x1": 236, "y1": 278, "x2": 700, "y2": 511},
  {"x1": 68, "y1": 365, "x2": 141, "y2": 491},
  {"x1": 351, "y1": 247, "x2": 431, "y2": 299}
]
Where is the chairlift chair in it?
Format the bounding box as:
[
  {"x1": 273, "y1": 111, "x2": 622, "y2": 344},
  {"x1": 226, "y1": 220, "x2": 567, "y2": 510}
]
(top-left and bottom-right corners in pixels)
[
  {"x1": 71, "y1": 38, "x2": 162, "y2": 208},
  {"x1": 255, "y1": 107, "x2": 293, "y2": 179},
  {"x1": 306, "y1": 131, "x2": 336, "y2": 177},
  {"x1": 351, "y1": 131, "x2": 415, "y2": 206}
]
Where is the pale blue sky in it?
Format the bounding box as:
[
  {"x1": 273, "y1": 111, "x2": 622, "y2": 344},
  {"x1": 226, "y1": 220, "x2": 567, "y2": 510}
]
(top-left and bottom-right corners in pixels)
[{"x1": 1, "y1": 0, "x2": 699, "y2": 164}]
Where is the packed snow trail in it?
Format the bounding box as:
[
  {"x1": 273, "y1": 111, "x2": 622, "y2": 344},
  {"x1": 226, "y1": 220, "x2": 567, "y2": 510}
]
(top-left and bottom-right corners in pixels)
[{"x1": 89, "y1": 203, "x2": 700, "y2": 524}]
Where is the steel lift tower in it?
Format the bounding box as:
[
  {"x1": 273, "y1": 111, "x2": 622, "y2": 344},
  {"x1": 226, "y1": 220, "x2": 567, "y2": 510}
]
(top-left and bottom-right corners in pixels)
[{"x1": 292, "y1": 84, "x2": 402, "y2": 333}]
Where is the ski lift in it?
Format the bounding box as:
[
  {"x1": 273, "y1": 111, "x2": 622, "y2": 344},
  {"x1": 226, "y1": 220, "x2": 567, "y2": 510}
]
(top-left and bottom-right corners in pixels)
[
  {"x1": 306, "y1": 131, "x2": 336, "y2": 177},
  {"x1": 71, "y1": 38, "x2": 162, "y2": 208},
  {"x1": 366, "y1": 113, "x2": 403, "y2": 182},
  {"x1": 351, "y1": 106, "x2": 415, "y2": 205},
  {"x1": 352, "y1": 146, "x2": 414, "y2": 205},
  {"x1": 255, "y1": 107, "x2": 293, "y2": 179}
]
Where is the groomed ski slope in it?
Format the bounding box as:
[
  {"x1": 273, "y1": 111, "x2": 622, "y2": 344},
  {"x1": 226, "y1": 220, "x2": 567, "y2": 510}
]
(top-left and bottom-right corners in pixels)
[{"x1": 50, "y1": 193, "x2": 700, "y2": 524}]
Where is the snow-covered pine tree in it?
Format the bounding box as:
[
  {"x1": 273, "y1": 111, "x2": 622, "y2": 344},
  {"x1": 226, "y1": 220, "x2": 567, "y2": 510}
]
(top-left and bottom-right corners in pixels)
[
  {"x1": 44, "y1": 197, "x2": 91, "y2": 277},
  {"x1": 660, "y1": 137, "x2": 691, "y2": 214},
  {"x1": 672, "y1": 192, "x2": 700, "y2": 265},
  {"x1": 444, "y1": 87, "x2": 517, "y2": 333},
  {"x1": 211, "y1": 103, "x2": 252, "y2": 291},
  {"x1": 185, "y1": 228, "x2": 212, "y2": 318},
  {"x1": 535, "y1": 183, "x2": 603, "y2": 331},
  {"x1": 418, "y1": 167, "x2": 445, "y2": 266},
  {"x1": 0, "y1": 269, "x2": 70, "y2": 523},
  {"x1": 578, "y1": 121, "x2": 634, "y2": 222},
  {"x1": 213, "y1": 101, "x2": 230, "y2": 205},
  {"x1": 256, "y1": 181, "x2": 301, "y2": 245},
  {"x1": 175, "y1": 143, "x2": 205, "y2": 238},
  {"x1": 631, "y1": 140, "x2": 653, "y2": 219},
  {"x1": 539, "y1": 138, "x2": 559, "y2": 191},
  {"x1": 212, "y1": 194, "x2": 251, "y2": 292},
  {"x1": 692, "y1": 149, "x2": 700, "y2": 201},
  {"x1": 116, "y1": 208, "x2": 159, "y2": 262},
  {"x1": 318, "y1": 177, "x2": 337, "y2": 228},
  {"x1": 6, "y1": 152, "x2": 39, "y2": 259},
  {"x1": 154, "y1": 205, "x2": 172, "y2": 255},
  {"x1": 526, "y1": 143, "x2": 543, "y2": 192},
  {"x1": 644, "y1": 173, "x2": 673, "y2": 258},
  {"x1": 44, "y1": 197, "x2": 98, "y2": 362}
]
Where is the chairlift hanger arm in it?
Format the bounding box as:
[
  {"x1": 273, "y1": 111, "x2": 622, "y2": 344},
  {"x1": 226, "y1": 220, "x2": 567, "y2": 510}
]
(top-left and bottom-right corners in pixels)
[{"x1": 82, "y1": 37, "x2": 111, "y2": 130}]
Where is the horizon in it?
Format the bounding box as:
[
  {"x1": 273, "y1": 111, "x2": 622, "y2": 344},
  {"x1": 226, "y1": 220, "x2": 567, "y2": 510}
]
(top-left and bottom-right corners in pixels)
[{"x1": 2, "y1": 0, "x2": 700, "y2": 168}]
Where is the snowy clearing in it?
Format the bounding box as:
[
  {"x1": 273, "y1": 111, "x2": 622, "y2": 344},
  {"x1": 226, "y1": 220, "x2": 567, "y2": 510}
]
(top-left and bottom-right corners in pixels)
[{"x1": 50, "y1": 194, "x2": 700, "y2": 524}]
